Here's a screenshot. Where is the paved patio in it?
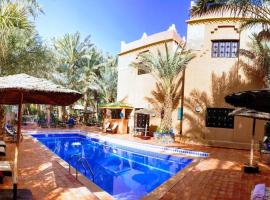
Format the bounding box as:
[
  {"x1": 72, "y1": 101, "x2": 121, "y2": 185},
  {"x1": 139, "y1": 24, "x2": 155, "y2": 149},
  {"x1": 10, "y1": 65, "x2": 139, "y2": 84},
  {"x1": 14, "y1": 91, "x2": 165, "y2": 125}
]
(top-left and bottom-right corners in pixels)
[{"x1": 1, "y1": 126, "x2": 270, "y2": 200}]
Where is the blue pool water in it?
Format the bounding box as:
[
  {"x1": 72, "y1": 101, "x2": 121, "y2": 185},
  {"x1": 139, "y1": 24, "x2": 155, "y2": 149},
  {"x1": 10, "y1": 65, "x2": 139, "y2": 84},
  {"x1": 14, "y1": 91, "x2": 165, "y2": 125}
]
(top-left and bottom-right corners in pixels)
[{"x1": 32, "y1": 133, "x2": 192, "y2": 200}]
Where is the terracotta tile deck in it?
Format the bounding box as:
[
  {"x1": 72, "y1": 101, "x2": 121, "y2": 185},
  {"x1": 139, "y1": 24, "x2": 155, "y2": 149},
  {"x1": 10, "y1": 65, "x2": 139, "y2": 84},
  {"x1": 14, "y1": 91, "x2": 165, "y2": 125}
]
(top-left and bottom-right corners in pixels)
[
  {"x1": 1, "y1": 126, "x2": 270, "y2": 200},
  {"x1": 0, "y1": 135, "x2": 99, "y2": 200}
]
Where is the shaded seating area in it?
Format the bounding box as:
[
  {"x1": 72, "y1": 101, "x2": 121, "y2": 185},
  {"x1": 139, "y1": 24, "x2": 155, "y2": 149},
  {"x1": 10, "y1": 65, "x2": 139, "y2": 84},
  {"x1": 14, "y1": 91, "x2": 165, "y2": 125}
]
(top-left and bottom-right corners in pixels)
[
  {"x1": 99, "y1": 102, "x2": 133, "y2": 134},
  {"x1": 0, "y1": 73, "x2": 82, "y2": 199}
]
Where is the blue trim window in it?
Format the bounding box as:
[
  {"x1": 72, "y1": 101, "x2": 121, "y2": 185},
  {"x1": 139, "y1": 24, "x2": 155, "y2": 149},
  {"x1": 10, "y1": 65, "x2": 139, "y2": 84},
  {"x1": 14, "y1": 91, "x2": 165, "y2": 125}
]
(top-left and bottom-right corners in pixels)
[{"x1": 212, "y1": 40, "x2": 239, "y2": 58}]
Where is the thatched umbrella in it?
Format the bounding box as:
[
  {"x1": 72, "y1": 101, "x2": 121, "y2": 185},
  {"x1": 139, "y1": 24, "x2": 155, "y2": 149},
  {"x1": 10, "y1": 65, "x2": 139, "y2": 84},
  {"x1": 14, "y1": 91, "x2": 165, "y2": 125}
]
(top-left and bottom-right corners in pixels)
[
  {"x1": 0, "y1": 73, "x2": 82, "y2": 198},
  {"x1": 225, "y1": 89, "x2": 270, "y2": 113},
  {"x1": 229, "y1": 108, "x2": 270, "y2": 173}
]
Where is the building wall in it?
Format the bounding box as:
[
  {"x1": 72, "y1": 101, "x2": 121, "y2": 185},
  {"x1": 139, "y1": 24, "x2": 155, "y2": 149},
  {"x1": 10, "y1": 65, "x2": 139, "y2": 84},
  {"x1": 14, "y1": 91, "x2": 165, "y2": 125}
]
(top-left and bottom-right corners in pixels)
[
  {"x1": 117, "y1": 27, "x2": 182, "y2": 131},
  {"x1": 183, "y1": 17, "x2": 264, "y2": 149},
  {"x1": 116, "y1": 16, "x2": 265, "y2": 149}
]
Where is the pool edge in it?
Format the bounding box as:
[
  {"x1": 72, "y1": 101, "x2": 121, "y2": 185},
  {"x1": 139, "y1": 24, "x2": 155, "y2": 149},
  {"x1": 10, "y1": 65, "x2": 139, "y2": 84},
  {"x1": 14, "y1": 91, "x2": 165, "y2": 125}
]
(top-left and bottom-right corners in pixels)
[
  {"x1": 28, "y1": 134, "x2": 114, "y2": 200},
  {"x1": 141, "y1": 159, "x2": 200, "y2": 200},
  {"x1": 26, "y1": 130, "x2": 207, "y2": 200}
]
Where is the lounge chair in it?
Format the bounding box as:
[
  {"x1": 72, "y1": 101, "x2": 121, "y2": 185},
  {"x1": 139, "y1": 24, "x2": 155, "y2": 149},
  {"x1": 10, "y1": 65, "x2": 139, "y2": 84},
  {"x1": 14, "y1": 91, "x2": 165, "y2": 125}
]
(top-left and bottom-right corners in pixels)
[
  {"x1": 5, "y1": 125, "x2": 23, "y2": 142},
  {"x1": 0, "y1": 141, "x2": 6, "y2": 149},
  {"x1": 5, "y1": 125, "x2": 16, "y2": 141},
  {"x1": 106, "y1": 123, "x2": 118, "y2": 134},
  {"x1": 0, "y1": 161, "x2": 12, "y2": 184},
  {"x1": 0, "y1": 147, "x2": 6, "y2": 156},
  {"x1": 103, "y1": 122, "x2": 110, "y2": 132}
]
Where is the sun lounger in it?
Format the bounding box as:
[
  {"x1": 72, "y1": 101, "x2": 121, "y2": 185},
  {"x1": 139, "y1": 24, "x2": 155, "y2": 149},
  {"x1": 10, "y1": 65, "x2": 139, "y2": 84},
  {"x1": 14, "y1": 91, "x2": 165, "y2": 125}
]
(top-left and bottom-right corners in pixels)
[
  {"x1": 106, "y1": 123, "x2": 118, "y2": 134},
  {"x1": 5, "y1": 126, "x2": 16, "y2": 141},
  {"x1": 104, "y1": 122, "x2": 110, "y2": 129},
  {"x1": 0, "y1": 161, "x2": 12, "y2": 184},
  {"x1": 0, "y1": 147, "x2": 6, "y2": 156},
  {"x1": 0, "y1": 141, "x2": 6, "y2": 148}
]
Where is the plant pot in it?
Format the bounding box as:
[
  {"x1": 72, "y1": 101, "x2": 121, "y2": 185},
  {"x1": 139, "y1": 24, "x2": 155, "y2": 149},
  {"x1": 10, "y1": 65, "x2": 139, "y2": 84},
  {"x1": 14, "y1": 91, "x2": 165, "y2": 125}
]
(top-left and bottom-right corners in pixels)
[{"x1": 154, "y1": 132, "x2": 174, "y2": 143}]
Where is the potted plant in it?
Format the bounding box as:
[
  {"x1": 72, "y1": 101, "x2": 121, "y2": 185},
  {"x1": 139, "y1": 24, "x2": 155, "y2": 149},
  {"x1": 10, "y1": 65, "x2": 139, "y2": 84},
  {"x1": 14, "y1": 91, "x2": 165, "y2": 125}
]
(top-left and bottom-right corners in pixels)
[{"x1": 154, "y1": 127, "x2": 174, "y2": 143}]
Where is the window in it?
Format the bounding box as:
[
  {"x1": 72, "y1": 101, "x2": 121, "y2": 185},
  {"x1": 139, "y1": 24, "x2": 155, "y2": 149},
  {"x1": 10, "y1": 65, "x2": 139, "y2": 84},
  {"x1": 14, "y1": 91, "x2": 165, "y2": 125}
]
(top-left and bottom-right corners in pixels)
[
  {"x1": 206, "y1": 108, "x2": 234, "y2": 129},
  {"x1": 212, "y1": 40, "x2": 239, "y2": 58},
  {"x1": 111, "y1": 109, "x2": 122, "y2": 119}
]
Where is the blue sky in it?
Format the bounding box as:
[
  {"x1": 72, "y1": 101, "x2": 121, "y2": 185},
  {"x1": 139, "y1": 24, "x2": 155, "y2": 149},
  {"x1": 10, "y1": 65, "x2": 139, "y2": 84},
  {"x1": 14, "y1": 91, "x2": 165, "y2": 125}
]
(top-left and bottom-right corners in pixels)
[{"x1": 35, "y1": 0, "x2": 191, "y2": 55}]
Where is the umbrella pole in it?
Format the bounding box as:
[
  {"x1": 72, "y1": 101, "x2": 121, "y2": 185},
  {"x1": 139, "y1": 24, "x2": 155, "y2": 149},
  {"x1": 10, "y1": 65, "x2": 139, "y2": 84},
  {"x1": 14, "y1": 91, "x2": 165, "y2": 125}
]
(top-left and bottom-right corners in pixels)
[
  {"x1": 145, "y1": 124, "x2": 148, "y2": 137},
  {"x1": 13, "y1": 93, "x2": 23, "y2": 200},
  {"x1": 250, "y1": 118, "x2": 256, "y2": 166}
]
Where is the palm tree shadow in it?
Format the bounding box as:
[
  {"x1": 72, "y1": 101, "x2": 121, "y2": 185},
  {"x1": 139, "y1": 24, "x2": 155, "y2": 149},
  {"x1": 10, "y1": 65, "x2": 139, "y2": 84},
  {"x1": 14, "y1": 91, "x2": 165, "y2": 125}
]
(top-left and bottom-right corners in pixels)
[{"x1": 183, "y1": 61, "x2": 265, "y2": 141}]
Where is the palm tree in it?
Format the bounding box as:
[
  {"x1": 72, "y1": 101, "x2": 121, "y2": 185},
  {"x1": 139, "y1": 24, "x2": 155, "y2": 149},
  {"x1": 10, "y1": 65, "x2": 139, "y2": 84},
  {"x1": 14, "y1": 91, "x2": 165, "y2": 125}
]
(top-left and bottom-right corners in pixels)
[
  {"x1": 0, "y1": 0, "x2": 34, "y2": 59},
  {"x1": 93, "y1": 57, "x2": 118, "y2": 103},
  {"x1": 0, "y1": 0, "x2": 44, "y2": 132},
  {"x1": 238, "y1": 34, "x2": 270, "y2": 87},
  {"x1": 190, "y1": 0, "x2": 270, "y2": 39},
  {"x1": 53, "y1": 32, "x2": 94, "y2": 119},
  {"x1": 132, "y1": 42, "x2": 195, "y2": 132},
  {"x1": 78, "y1": 48, "x2": 103, "y2": 113},
  {"x1": 53, "y1": 32, "x2": 93, "y2": 90}
]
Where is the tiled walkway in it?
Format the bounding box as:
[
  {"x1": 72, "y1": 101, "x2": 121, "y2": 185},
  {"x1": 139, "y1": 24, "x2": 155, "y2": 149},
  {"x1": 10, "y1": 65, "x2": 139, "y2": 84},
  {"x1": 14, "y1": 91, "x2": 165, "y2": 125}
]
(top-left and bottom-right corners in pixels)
[
  {"x1": 0, "y1": 135, "x2": 99, "y2": 200},
  {"x1": 1, "y1": 126, "x2": 270, "y2": 200}
]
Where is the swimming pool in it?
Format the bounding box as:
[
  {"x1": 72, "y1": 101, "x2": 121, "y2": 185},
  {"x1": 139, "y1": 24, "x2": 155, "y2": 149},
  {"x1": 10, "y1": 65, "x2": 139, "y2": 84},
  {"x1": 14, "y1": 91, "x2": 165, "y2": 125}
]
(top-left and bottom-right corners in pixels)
[{"x1": 32, "y1": 133, "x2": 193, "y2": 200}]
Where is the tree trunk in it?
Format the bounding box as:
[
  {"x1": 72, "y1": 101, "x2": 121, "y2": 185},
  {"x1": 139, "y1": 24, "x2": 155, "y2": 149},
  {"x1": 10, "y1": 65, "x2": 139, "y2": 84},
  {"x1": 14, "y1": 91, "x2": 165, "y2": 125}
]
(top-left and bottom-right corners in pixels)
[
  {"x1": 160, "y1": 93, "x2": 173, "y2": 131},
  {"x1": 0, "y1": 105, "x2": 5, "y2": 135},
  {"x1": 58, "y1": 106, "x2": 62, "y2": 121},
  {"x1": 83, "y1": 92, "x2": 89, "y2": 124},
  {"x1": 61, "y1": 106, "x2": 67, "y2": 121}
]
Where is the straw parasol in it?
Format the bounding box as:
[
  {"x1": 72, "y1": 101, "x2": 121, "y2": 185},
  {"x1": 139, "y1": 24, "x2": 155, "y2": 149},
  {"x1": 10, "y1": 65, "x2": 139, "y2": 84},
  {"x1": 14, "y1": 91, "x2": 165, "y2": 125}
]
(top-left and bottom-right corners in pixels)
[
  {"x1": 225, "y1": 89, "x2": 270, "y2": 113},
  {"x1": 0, "y1": 73, "x2": 82, "y2": 199},
  {"x1": 229, "y1": 108, "x2": 270, "y2": 173}
]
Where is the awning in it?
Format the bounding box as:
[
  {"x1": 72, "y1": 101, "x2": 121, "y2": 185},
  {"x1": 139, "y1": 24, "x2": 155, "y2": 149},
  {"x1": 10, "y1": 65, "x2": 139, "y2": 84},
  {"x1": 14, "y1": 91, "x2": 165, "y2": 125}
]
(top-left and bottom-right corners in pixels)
[
  {"x1": 98, "y1": 102, "x2": 133, "y2": 109},
  {"x1": 134, "y1": 108, "x2": 157, "y2": 115}
]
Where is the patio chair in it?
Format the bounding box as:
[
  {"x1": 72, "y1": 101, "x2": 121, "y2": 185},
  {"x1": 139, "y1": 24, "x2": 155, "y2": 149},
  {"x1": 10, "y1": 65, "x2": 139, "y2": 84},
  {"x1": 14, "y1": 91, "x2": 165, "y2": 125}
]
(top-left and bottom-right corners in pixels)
[
  {"x1": 50, "y1": 122, "x2": 57, "y2": 128},
  {"x1": 103, "y1": 122, "x2": 110, "y2": 132},
  {"x1": 40, "y1": 121, "x2": 48, "y2": 128},
  {"x1": 0, "y1": 161, "x2": 12, "y2": 184},
  {"x1": 106, "y1": 123, "x2": 118, "y2": 134},
  {"x1": 66, "y1": 117, "x2": 75, "y2": 128}
]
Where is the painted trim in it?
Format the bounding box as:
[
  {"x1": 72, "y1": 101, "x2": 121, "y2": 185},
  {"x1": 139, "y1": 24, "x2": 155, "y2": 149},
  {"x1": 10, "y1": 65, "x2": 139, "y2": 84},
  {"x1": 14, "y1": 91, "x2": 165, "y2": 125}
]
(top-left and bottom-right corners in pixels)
[
  {"x1": 186, "y1": 17, "x2": 249, "y2": 24},
  {"x1": 118, "y1": 39, "x2": 178, "y2": 56}
]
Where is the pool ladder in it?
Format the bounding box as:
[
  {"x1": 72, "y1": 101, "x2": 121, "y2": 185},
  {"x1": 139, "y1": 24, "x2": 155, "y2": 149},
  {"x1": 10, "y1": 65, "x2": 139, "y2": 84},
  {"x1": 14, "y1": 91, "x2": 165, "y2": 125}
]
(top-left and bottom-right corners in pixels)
[{"x1": 68, "y1": 154, "x2": 95, "y2": 182}]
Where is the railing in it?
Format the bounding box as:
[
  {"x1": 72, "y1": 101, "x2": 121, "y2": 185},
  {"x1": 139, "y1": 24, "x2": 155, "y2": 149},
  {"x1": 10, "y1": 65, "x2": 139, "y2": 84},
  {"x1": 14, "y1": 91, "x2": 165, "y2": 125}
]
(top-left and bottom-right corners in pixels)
[{"x1": 68, "y1": 153, "x2": 95, "y2": 182}]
